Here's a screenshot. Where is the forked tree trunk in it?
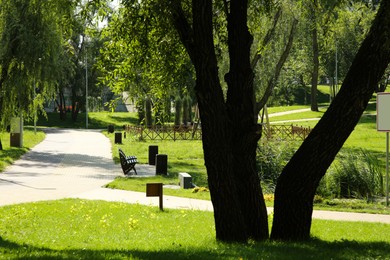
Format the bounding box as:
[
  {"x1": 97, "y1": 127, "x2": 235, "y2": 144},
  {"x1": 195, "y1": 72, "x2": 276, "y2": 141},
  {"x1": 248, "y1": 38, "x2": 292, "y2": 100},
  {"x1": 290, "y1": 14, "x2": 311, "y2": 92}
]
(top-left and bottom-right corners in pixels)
[
  {"x1": 271, "y1": 0, "x2": 390, "y2": 241},
  {"x1": 225, "y1": 0, "x2": 268, "y2": 241},
  {"x1": 172, "y1": 0, "x2": 268, "y2": 242}
]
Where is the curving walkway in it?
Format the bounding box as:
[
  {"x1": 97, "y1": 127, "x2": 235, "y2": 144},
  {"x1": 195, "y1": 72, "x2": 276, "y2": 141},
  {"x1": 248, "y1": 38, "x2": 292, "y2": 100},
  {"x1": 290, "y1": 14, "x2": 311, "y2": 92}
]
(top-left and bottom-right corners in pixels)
[
  {"x1": 0, "y1": 129, "x2": 119, "y2": 206},
  {"x1": 0, "y1": 128, "x2": 389, "y2": 224}
]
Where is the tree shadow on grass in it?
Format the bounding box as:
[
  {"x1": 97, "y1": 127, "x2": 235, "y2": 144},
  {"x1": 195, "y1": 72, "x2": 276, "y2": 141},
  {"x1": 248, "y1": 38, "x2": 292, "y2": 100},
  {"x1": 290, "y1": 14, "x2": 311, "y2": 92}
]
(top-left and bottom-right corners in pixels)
[
  {"x1": 0, "y1": 236, "x2": 389, "y2": 259},
  {"x1": 109, "y1": 115, "x2": 139, "y2": 126}
]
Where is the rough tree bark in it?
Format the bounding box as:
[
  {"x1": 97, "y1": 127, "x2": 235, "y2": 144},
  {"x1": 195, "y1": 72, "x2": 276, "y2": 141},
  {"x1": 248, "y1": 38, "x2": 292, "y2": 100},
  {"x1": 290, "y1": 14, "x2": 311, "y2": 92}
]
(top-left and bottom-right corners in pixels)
[
  {"x1": 171, "y1": 0, "x2": 268, "y2": 242},
  {"x1": 271, "y1": 0, "x2": 390, "y2": 241},
  {"x1": 225, "y1": 0, "x2": 269, "y2": 241}
]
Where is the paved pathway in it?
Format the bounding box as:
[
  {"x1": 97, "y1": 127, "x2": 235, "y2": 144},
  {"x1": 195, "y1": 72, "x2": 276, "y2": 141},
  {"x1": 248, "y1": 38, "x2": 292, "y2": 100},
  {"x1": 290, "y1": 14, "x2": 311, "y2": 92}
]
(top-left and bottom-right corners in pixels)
[
  {"x1": 0, "y1": 129, "x2": 118, "y2": 206},
  {"x1": 1, "y1": 128, "x2": 389, "y2": 224}
]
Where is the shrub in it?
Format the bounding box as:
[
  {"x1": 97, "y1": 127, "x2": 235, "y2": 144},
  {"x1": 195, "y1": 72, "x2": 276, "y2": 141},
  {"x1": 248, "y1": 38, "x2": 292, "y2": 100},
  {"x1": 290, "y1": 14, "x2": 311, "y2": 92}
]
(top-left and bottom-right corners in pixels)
[
  {"x1": 257, "y1": 141, "x2": 296, "y2": 192},
  {"x1": 318, "y1": 149, "x2": 384, "y2": 201}
]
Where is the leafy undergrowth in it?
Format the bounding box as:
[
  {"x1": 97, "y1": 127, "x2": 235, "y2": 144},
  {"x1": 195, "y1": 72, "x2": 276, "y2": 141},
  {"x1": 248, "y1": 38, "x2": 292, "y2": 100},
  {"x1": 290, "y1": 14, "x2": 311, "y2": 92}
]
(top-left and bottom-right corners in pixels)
[
  {"x1": 0, "y1": 199, "x2": 389, "y2": 259},
  {"x1": 313, "y1": 198, "x2": 390, "y2": 215}
]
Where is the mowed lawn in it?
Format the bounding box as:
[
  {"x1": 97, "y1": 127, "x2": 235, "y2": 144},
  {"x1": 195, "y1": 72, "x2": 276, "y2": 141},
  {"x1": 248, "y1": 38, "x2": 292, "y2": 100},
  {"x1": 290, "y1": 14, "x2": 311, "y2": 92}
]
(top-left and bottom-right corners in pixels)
[
  {"x1": 0, "y1": 199, "x2": 389, "y2": 259},
  {"x1": 0, "y1": 99, "x2": 388, "y2": 258}
]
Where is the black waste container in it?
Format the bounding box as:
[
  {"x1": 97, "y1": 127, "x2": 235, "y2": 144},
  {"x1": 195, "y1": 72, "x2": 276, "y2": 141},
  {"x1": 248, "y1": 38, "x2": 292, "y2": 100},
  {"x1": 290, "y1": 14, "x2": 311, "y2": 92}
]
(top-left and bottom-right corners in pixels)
[
  {"x1": 156, "y1": 154, "x2": 168, "y2": 175},
  {"x1": 149, "y1": 145, "x2": 159, "y2": 165},
  {"x1": 114, "y1": 132, "x2": 122, "y2": 144}
]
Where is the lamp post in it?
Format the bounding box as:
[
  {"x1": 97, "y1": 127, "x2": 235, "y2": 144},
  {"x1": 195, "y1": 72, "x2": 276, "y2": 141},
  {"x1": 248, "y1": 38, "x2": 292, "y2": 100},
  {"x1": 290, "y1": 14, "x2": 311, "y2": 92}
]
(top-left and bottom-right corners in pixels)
[
  {"x1": 33, "y1": 80, "x2": 36, "y2": 134},
  {"x1": 85, "y1": 47, "x2": 88, "y2": 129}
]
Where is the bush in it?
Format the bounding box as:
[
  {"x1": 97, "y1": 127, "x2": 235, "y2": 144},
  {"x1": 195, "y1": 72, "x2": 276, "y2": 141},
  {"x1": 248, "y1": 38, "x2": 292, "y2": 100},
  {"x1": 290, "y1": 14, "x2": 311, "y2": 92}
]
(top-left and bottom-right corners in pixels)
[
  {"x1": 317, "y1": 149, "x2": 383, "y2": 201},
  {"x1": 257, "y1": 141, "x2": 296, "y2": 193}
]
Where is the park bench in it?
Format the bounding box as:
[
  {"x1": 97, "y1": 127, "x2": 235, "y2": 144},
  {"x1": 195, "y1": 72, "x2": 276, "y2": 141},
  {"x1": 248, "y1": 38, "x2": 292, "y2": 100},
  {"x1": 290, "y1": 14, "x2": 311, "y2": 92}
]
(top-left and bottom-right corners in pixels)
[{"x1": 119, "y1": 148, "x2": 138, "y2": 175}]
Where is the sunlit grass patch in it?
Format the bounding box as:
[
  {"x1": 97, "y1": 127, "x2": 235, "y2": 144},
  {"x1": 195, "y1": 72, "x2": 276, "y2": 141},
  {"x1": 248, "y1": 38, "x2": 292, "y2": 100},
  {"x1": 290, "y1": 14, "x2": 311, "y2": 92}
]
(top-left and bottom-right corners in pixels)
[
  {"x1": 0, "y1": 199, "x2": 389, "y2": 259},
  {"x1": 0, "y1": 129, "x2": 45, "y2": 172}
]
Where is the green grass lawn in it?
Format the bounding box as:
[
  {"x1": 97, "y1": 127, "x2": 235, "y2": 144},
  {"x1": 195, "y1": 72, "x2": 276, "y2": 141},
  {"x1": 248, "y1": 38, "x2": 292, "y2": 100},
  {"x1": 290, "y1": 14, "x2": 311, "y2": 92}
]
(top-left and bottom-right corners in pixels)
[
  {"x1": 0, "y1": 199, "x2": 389, "y2": 259},
  {"x1": 267, "y1": 105, "x2": 310, "y2": 114},
  {"x1": 25, "y1": 111, "x2": 139, "y2": 129},
  {"x1": 0, "y1": 129, "x2": 45, "y2": 172},
  {"x1": 106, "y1": 132, "x2": 211, "y2": 200},
  {"x1": 2, "y1": 105, "x2": 390, "y2": 258}
]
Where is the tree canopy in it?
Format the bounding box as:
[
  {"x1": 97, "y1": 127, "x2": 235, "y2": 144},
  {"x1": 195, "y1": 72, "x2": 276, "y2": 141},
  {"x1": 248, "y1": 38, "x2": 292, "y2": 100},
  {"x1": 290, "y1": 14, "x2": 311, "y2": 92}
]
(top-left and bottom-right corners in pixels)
[
  {"x1": 99, "y1": 0, "x2": 390, "y2": 243},
  {"x1": 0, "y1": 0, "x2": 76, "y2": 125}
]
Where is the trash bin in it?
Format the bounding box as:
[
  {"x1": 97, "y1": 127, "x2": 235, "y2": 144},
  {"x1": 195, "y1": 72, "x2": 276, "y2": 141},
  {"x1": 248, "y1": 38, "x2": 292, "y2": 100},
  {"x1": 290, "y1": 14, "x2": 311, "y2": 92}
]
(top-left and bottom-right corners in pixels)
[
  {"x1": 108, "y1": 125, "x2": 114, "y2": 133},
  {"x1": 149, "y1": 145, "x2": 158, "y2": 165},
  {"x1": 156, "y1": 154, "x2": 168, "y2": 175},
  {"x1": 114, "y1": 132, "x2": 122, "y2": 144}
]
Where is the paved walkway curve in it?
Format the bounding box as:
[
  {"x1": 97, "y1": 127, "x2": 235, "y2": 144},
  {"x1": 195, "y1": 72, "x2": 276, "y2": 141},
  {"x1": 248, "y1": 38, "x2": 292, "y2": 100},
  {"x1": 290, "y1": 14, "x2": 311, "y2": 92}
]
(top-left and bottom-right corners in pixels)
[
  {"x1": 0, "y1": 129, "x2": 119, "y2": 206},
  {"x1": 0, "y1": 128, "x2": 389, "y2": 225}
]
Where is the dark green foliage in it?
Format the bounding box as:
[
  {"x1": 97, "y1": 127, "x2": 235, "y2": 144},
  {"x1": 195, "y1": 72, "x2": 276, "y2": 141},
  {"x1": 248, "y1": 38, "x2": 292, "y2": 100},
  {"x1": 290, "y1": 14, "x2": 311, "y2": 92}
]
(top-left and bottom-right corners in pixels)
[
  {"x1": 317, "y1": 149, "x2": 384, "y2": 201},
  {"x1": 257, "y1": 141, "x2": 296, "y2": 193}
]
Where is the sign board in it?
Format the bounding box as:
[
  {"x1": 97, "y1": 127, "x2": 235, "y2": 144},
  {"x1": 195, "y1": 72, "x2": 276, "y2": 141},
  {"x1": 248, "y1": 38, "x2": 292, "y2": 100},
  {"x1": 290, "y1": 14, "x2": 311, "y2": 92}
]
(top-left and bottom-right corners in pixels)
[
  {"x1": 146, "y1": 183, "x2": 163, "y2": 197},
  {"x1": 377, "y1": 93, "x2": 390, "y2": 132},
  {"x1": 146, "y1": 183, "x2": 163, "y2": 210}
]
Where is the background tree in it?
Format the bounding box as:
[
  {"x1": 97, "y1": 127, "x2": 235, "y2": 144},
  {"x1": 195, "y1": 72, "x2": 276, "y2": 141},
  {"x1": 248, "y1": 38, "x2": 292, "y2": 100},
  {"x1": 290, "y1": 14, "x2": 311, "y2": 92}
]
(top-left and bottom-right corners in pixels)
[
  {"x1": 0, "y1": 0, "x2": 73, "y2": 126},
  {"x1": 97, "y1": 2, "x2": 195, "y2": 123},
  {"x1": 96, "y1": 0, "x2": 389, "y2": 243},
  {"x1": 55, "y1": 1, "x2": 108, "y2": 121},
  {"x1": 322, "y1": 1, "x2": 376, "y2": 99}
]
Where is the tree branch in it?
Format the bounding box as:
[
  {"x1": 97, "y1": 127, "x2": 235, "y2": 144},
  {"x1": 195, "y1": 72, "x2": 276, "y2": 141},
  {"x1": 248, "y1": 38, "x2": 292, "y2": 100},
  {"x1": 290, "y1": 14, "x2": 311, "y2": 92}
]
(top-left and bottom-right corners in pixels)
[
  {"x1": 169, "y1": 0, "x2": 196, "y2": 64},
  {"x1": 251, "y1": 6, "x2": 282, "y2": 70},
  {"x1": 256, "y1": 18, "x2": 298, "y2": 113}
]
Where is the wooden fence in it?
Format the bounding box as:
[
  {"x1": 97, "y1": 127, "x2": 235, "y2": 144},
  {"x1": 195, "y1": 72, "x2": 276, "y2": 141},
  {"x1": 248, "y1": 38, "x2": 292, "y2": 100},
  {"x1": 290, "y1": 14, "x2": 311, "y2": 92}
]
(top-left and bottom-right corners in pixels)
[
  {"x1": 125, "y1": 124, "x2": 311, "y2": 141},
  {"x1": 262, "y1": 124, "x2": 311, "y2": 141},
  {"x1": 125, "y1": 125, "x2": 202, "y2": 141}
]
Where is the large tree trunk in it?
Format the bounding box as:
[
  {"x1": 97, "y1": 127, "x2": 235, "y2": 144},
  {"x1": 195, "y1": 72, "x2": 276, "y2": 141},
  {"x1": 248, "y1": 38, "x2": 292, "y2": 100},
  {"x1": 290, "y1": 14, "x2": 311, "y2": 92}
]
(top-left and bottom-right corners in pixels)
[
  {"x1": 271, "y1": 0, "x2": 390, "y2": 241},
  {"x1": 225, "y1": 0, "x2": 269, "y2": 241},
  {"x1": 192, "y1": 0, "x2": 249, "y2": 242},
  {"x1": 172, "y1": 0, "x2": 268, "y2": 242}
]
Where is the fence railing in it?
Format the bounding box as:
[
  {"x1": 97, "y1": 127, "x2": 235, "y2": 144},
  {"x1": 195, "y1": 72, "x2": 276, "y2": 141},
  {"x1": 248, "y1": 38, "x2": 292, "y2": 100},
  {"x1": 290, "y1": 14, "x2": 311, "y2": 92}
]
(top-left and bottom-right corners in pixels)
[
  {"x1": 124, "y1": 124, "x2": 311, "y2": 141},
  {"x1": 125, "y1": 125, "x2": 202, "y2": 141},
  {"x1": 263, "y1": 124, "x2": 311, "y2": 141}
]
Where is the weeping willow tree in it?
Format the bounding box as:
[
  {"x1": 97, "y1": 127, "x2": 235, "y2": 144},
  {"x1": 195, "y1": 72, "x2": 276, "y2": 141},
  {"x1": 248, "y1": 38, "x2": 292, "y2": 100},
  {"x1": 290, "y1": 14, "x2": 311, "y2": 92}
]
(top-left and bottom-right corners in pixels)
[{"x1": 0, "y1": 0, "x2": 77, "y2": 127}]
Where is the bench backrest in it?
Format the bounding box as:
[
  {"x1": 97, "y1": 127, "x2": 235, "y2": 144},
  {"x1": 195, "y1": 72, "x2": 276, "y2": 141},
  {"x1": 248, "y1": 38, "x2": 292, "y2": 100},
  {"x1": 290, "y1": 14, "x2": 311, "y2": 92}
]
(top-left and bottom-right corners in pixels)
[{"x1": 119, "y1": 149, "x2": 126, "y2": 164}]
